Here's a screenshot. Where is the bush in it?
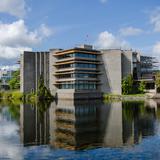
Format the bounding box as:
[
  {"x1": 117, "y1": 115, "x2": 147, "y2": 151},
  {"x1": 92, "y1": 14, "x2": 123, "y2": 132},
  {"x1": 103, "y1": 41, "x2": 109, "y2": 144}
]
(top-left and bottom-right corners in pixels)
[
  {"x1": 37, "y1": 75, "x2": 53, "y2": 100},
  {"x1": 122, "y1": 75, "x2": 133, "y2": 95},
  {"x1": 8, "y1": 70, "x2": 20, "y2": 90},
  {"x1": 138, "y1": 81, "x2": 145, "y2": 94}
]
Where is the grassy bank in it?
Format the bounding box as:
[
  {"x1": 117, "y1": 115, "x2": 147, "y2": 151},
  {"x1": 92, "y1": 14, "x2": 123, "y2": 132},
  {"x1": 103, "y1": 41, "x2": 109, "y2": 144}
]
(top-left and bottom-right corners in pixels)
[
  {"x1": 104, "y1": 93, "x2": 146, "y2": 101},
  {"x1": 0, "y1": 90, "x2": 37, "y2": 103}
]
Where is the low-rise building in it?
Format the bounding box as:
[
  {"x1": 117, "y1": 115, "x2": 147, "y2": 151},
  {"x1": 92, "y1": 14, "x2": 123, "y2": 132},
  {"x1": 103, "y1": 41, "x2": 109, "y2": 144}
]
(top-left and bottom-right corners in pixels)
[{"x1": 20, "y1": 45, "x2": 157, "y2": 99}]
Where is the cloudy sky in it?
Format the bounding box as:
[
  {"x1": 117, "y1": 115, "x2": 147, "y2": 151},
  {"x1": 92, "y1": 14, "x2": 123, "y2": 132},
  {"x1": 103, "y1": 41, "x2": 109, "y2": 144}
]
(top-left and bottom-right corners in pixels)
[{"x1": 0, "y1": 0, "x2": 160, "y2": 68}]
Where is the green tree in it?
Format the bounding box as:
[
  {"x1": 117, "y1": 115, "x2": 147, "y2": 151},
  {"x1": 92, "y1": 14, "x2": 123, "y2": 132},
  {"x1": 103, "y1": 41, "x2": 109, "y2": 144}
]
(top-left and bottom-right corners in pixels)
[
  {"x1": 155, "y1": 72, "x2": 160, "y2": 92},
  {"x1": 37, "y1": 75, "x2": 52, "y2": 100},
  {"x1": 138, "y1": 81, "x2": 146, "y2": 94},
  {"x1": 8, "y1": 70, "x2": 20, "y2": 90},
  {"x1": 122, "y1": 74, "x2": 133, "y2": 95}
]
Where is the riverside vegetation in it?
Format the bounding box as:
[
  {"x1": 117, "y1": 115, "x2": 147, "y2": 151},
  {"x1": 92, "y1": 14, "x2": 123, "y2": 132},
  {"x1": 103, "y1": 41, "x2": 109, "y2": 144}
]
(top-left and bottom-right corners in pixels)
[
  {"x1": 0, "y1": 74, "x2": 53, "y2": 103},
  {"x1": 104, "y1": 74, "x2": 146, "y2": 100}
]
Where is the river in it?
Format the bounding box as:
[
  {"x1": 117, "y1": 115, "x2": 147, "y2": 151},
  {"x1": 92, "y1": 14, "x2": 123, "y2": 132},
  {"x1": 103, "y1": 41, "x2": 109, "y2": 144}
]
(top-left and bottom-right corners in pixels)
[{"x1": 0, "y1": 99, "x2": 160, "y2": 160}]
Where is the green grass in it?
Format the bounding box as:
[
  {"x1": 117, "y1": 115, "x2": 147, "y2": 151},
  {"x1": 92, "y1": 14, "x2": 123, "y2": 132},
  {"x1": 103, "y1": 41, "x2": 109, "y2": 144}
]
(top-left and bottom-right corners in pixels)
[
  {"x1": 0, "y1": 90, "x2": 37, "y2": 103},
  {"x1": 104, "y1": 93, "x2": 146, "y2": 102},
  {"x1": 122, "y1": 94, "x2": 145, "y2": 97}
]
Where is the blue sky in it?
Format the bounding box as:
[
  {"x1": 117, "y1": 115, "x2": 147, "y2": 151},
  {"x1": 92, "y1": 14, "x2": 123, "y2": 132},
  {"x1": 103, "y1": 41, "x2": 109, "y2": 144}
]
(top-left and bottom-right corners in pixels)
[{"x1": 0, "y1": 0, "x2": 160, "y2": 68}]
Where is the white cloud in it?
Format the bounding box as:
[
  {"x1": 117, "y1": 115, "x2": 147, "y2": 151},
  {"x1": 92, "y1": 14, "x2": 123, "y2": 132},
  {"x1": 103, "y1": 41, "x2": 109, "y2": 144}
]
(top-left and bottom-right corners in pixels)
[
  {"x1": 150, "y1": 7, "x2": 160, "y2": 32},
  {"x1": 119, "y1": 26, "x2": 143, "y2": 36},
  {"x1": 39, "y1": 24, "x2": 54, "y2": 37},
  {"x1": 100, "y1": 0, "x2": 108, "y2": 3},
  {"x1": 0, "y1": 45, "x2": 32, "y2": 59},
  {"x1": 153, "y1": 41, "x2": 160, "y2": 55},
  {"x1": 0, "y1": 20, "x2": 41, "y2": 47},
  {"x1": 0, "y1": 20, "x2": 53, "y2": 60},
  {"x1": 95, "y1": 31, "x2": 129, "y2": 49},
  {"x1": 0, "y1": 0, "x2": 26, "y2": 18}
]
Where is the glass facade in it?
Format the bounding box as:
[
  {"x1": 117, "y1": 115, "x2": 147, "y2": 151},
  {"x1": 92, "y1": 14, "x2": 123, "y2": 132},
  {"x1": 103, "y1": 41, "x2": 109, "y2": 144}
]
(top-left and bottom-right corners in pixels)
[
  {"x1": 55, "y1": 49, "x2": 99, "y2": 91},
  {"x1": 58, "y1": 63, "x2": 97, "y2": 69},
  {"x1": 58, "y1": 52, "x2": 97, "y2": 59},
  {"x1": 58, "y1": 73, "x2": 97, "y2": 79},
  {"x1": 59, "y1": 82, "x2": 97, "y2": 90}
]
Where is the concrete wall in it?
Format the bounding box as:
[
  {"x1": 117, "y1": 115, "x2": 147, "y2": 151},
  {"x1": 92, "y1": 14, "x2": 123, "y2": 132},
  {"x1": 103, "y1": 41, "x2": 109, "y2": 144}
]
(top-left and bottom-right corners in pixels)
[
  {"x1": 56, "y1": 89, "x2": 102, "y2": 100},
  {"x1": 99, "y1": 50, "x2": 122, "y2": 95},
  {"x1": 20, "y1": 52, "x2": 36, "y2": 93},
  {"x1": 49, "y1": 49, "x2": 61, "y2": 96},
  {"x1": 122, "y1": 50, "x2": 133, "y2": 79},
  {"x1": 20, "y1": 51, "x2": 49, "y2": 94}
]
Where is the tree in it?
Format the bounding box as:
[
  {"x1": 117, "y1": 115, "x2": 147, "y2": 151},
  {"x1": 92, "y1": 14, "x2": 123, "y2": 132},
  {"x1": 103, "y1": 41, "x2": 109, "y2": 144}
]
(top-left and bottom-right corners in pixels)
[
  {"x1": 138, "y1": 81, "x2": 145, "y2": 94},
  {"x1": 122, "y1": 74, "x2": 133, "y2": 95},
  {"x1": 8, "y1": 70, "x2": 20, "y2": 90},
  {"x1": 155, "y1": 72, "x2": 160, "y2": 92},
  {"x1": 37, "y1": 75, "x2": 52, "y2": 100}
]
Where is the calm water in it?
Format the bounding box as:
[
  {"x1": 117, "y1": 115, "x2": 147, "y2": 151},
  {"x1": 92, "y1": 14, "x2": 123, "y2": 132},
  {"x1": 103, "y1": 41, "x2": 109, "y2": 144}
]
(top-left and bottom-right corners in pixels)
[{"x1": 1, "y1": 99, "x2": 160, "y2": 160}]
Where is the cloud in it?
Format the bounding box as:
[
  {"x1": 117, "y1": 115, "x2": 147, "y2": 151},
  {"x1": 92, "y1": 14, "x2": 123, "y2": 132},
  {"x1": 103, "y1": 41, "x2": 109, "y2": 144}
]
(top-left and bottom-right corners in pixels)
[
  {"x1": 0, "y1": 20, "x2": 53, "y2": 61},
  {"x1": 119, "y1": 26, "x2": 143, "y2": 36},
  {"x1": 0, "y1": 0, "x2": 26, "y2": 18},
  {"x1": 0, "y1": 65, "x2": 19, "y2": 71},
  {"x1": 95, "y1": 31, "x2": 129, "y2": 49},
  {"x1": 153, "y1": 41, "x2": 160, "y2": 55},
  {"x1": 39, "y1": 24, "x2": 54, "y2": 37},
  {"x1": 100, "y1": 0, "x2": 108, "y2": 3},
  {"x1": 0, "y1": 45, "x2": 32, "y2": 59},
  {"x1": 0, "y1": 20, "x2": 41, "y2": 47},
  {"x1": 150, "y1": 7, "x2": 160, "y2": 32}
]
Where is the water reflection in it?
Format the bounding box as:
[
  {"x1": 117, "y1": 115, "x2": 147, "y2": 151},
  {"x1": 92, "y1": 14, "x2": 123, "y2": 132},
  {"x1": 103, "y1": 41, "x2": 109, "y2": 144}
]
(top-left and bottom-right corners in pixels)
[
  {"x1": 19, "y1": 99, "x2": 159, "y2": 150},
  {"x1": 0, "y1": 103, "x2": 22, "y2": 160},
  {"x1": 20, "y1": 102, "x2": 50, "y2": 146}
]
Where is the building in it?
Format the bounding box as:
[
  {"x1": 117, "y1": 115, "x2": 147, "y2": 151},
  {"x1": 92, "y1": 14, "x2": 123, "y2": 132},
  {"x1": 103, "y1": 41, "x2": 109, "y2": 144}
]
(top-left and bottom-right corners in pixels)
[
  {"x1": 20, "y1": 51, "x2": 49, "y2": 93},
  {"x1": 20, "y1": 45, "x2": 157, "y2": 99},
  {"x1": 50, "y1": 45, "x2": 102, "y2": 99},
  {"x1": 0, "y1": 69, "x2": 13, "y2": 90}
]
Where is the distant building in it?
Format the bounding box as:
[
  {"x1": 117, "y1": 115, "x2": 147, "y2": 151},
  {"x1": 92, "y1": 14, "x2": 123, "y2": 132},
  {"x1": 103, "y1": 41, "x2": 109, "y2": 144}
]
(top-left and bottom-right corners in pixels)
[
  {"x1": 0, "y1": 69, "x2": 13, "y2": 90},
  {"x1": 20, "y1": 45, "x2": 157, "y2": 99}
]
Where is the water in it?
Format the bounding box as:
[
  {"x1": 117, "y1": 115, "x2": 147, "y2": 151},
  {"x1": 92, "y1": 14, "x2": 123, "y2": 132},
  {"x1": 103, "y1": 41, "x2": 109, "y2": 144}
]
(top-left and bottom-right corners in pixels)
[{"x1": 0, "y1": 99, "x2": 160, "y2": 160}]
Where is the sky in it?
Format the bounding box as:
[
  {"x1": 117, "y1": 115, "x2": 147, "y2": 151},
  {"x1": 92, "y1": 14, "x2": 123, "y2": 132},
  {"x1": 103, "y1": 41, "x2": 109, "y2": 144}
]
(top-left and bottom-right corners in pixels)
[{"x1": 0, "y1": 0, "x2": 160, "y2": 68}]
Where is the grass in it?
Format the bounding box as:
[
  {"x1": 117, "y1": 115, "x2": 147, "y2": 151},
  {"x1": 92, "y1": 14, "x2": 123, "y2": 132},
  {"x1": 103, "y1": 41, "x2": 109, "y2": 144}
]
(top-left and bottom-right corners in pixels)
[
  {"x1": 0, "y1": 90, "x2": 37, "y2": 103},
  {"x1": 122, "y1": 94, "x2": 145, "y2": 97},
  {"x1": 104, "y1": 93, "x2": 146, "y2": 102}
]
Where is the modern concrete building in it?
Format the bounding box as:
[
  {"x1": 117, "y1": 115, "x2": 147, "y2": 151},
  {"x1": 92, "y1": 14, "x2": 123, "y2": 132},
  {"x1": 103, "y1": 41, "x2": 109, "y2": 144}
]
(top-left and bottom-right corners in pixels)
[
  {"x1": 20, "y1": 45, "x2": 157, "y2": 99},
  {"x1": 20, "y1": 51, "x2": 49, "y2": 93},
  {"x1": 50, "y1": 45, "x2": 102, "y2": 99}
]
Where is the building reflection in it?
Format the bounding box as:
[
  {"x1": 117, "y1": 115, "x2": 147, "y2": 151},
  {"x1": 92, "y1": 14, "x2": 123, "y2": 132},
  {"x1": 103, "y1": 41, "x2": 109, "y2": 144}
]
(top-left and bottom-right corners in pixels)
[
  {"x1": 20, "y1": 102, "x2": 50, "y2": 146},
  {"x1": 20, "y1": 99, "x2": 157, "y2": 149}
]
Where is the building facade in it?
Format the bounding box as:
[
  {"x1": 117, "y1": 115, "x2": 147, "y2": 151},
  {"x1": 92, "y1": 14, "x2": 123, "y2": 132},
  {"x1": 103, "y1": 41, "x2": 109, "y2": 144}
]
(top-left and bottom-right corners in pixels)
[
  {"x1": 20, "y1": 45, "x2": 157, "y2": 99},
  {"x1": 20, "y1": 51, "x2": 49, "y2": 93},
  {"x1": 50, "y1": 45, "x2": 102, "y2": 99}
]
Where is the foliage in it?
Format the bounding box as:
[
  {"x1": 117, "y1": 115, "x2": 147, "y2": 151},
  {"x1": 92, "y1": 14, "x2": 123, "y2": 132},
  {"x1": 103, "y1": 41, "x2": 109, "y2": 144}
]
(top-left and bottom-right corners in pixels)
[
  {"x1": 122, "y1": 74, "x2": 133, "y2": 95},
  {"x1": 0, "y1": 90, "x2": 23, "y2": 100},
  {"x1": 155, "y1": 72, "x2": 160, "y2": 92},
  {"x1": 37, "y1": 100, "x2": 51, "y2": 122},
  {"x1": 8, "y1": 70, "x2": 20, "y2": 90},
  {"x1": 37, "y1": 75, "x2": 53, "y2": 100},
  {"x1": 138, "y1": 81, "x2": 146, "y2": 94}
]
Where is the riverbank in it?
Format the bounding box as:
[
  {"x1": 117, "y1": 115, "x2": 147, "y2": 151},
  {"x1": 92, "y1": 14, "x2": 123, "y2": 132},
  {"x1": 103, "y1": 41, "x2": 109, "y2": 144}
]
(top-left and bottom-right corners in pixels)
[
  {"x1": 0, "y1": 90, "x2": 37, "y2": 103},
  {"x1": 0, "y1": 91, "x2": 150, "y2": 102},
  {"x1": 104, "y1": 94, "x2": 146, "y2": 101}
]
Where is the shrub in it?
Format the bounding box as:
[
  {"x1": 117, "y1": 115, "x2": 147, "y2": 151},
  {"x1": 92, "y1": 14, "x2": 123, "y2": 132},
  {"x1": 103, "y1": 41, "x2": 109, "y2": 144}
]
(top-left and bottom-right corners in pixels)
[
  {"x1": 138, "y1": 81, "x2": 146, "y2": 94},
  {"x1": 122, "y1": 75, "x2": 133, "y2": 95}
]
